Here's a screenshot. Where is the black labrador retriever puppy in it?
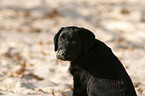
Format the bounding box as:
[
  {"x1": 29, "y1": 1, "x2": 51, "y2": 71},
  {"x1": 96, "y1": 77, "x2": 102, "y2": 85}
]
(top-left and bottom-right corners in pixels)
[{"x1": 54, "y1": 26, "x2": 137, "y2": 96}]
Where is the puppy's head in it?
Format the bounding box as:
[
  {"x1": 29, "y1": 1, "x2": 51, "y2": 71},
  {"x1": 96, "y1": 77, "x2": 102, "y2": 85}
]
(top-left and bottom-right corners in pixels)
[{"x1": 54, "y1": 26, "x2": 95, "y2": 61}]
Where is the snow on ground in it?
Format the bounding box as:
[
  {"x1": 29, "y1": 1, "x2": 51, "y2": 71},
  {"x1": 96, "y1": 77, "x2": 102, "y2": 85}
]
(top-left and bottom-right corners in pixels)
[{"x1": 0, "y1": 0, "x2": 145, "y2": 95}]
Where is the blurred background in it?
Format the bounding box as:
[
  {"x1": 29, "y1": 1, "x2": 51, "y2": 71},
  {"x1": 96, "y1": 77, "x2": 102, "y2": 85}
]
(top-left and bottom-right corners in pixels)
[{"x1": 0, "y1": 0, "x2": 145, "y2": 95}]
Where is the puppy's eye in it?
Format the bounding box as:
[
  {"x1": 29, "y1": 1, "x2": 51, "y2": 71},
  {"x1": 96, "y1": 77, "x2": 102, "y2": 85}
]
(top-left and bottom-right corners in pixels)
[
  {"x1": 71, "y1": 40, "x2": 77, "y2": 45},
  {"x1": 59, "y1": 38, "x2": 64, "y2": 42}
]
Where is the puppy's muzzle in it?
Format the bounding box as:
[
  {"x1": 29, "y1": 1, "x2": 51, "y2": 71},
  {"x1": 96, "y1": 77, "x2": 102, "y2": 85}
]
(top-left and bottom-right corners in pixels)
[{"x1": 56, "y1": 50, "x2": 70, "y2": 60}]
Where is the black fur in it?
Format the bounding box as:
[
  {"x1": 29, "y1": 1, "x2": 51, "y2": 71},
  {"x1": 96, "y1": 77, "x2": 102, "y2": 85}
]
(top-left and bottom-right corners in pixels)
[{"x1": 54, "y1": 26, "x2": 137, "y2": 96}]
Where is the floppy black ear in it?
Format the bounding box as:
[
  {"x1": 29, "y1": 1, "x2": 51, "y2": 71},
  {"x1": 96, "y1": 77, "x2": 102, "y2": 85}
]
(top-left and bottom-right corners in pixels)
[
  {"x1": 54, "y1": 27, "x2": 64, "y2": 52},
  {"x1": 79, "y1": 28, "x2": 95, "y2": 54}
]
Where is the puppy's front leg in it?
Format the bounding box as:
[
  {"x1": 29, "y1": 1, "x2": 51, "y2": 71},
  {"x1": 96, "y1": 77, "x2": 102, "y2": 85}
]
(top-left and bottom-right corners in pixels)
[{"x1": 73, "y1": 77, "x2": 87, "y2": 96}]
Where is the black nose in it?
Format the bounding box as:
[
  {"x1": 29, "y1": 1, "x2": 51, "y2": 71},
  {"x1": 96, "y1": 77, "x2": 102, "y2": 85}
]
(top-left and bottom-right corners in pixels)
[{"x1": 58, "y1": 50, "x2": 65, "y2": 56}]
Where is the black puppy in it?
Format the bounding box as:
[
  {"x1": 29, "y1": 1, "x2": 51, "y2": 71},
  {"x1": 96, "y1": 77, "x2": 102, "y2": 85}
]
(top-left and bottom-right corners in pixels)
[{"x1": 54, "y1": 26, "x2": 137, "y2": 96}]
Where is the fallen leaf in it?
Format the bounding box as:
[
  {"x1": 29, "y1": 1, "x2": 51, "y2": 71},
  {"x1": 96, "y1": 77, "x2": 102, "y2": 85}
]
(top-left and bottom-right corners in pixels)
[
  {"x1": 137, "y1": 88, "x2": 143, "y2": 93},
  {"x1": 30, "y1": 27, "x2": 41, "y2": 33},
  {"x1": 121, "y1": 8, "x2": 130, "y2": 15},
  {"x1": 52, "y1": 89, "x2": 56, "y2": 96},
  {"x1": 27, "y1": 73, "x2": 44, "y2": 81}
]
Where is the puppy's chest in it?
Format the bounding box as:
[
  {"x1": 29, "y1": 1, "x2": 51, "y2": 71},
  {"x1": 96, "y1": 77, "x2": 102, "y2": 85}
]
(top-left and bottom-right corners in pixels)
[
  {"x1": 69, "y1": 65, "x2": 85, "y2": 76},
  {"x1": 69, "y1": 65, "x2": 90, "y2": 83}
]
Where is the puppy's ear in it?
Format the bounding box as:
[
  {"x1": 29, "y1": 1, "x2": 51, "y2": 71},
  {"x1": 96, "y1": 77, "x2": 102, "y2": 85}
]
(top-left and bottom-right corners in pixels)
[
  {"x1": 79, "y1": 28, "x2": 95, "y2": 54},
  {"x1": 54, "y1": 27, "x2": 64, "y2": 51}
]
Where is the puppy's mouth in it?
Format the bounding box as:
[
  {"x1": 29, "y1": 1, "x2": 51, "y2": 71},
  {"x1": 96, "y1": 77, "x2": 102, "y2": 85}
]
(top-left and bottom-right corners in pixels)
[{"x1": 56, "y1": 50, "x2": 71, "y2": 61}]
